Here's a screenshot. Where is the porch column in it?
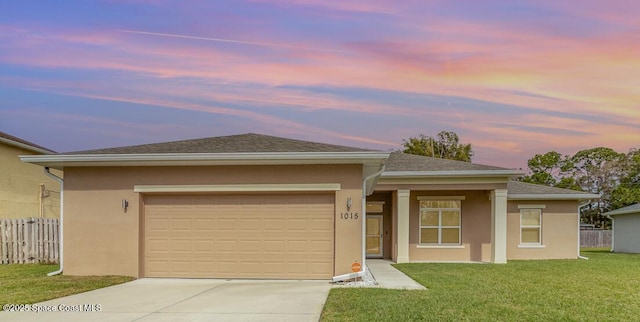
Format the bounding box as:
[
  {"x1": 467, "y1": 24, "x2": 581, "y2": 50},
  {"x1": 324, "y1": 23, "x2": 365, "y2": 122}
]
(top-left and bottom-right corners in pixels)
[
  {"x1": 396, "y1": 189, "x2": 410, "y2": 263},
  {"x1": 491, "y1": 189, "x2": 508, "y2": 264}
]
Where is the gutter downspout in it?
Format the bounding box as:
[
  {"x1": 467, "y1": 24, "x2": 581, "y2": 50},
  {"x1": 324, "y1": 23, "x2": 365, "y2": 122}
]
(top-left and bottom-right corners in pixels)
[
  {"x1": 332, "y1": 164, "x2": 386, "y2": 283},
  {"x1": 44, "y1": 167, "x2": 64, "y2": 276},
  {"x1": 577, "y1": 201, "x2": 590, "y2": 260}
]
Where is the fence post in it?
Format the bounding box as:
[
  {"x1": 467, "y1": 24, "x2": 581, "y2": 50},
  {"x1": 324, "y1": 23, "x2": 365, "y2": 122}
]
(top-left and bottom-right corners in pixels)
[{"x1": 0, "y1": 220, "x2": 7, "y2": 264}]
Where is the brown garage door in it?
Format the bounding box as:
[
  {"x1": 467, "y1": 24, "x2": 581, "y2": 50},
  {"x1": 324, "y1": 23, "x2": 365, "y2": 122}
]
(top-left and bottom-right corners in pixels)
[{"x1": 144, "y1": 194, "x2": 334, "y2": 279}]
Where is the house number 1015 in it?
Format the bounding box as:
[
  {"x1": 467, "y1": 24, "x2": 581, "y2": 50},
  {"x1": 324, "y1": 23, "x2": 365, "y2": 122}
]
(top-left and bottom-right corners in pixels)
[{"x1": 340, "y1": 212, "x2": 359, "y2": 220}]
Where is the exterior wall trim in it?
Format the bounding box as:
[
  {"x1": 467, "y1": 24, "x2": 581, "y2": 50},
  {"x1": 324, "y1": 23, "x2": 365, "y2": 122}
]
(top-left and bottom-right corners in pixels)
[
  {"x1": 491, "y1": 189, "x2": 508, "y2": 264},
  {"x1": 417, "y1": 196, "x2": 466, "y2": 201},
  {"x1": 21, "y1": 152, "x2": 390, "y2": 170},
  {"x1": 378, "y1": 177, "x2": 511, "y2": 185},
  {"x1": 416, "y1": 245, "x2": 465, "y2": 249},
  {"x1": 396, "y1": 189, "x2": 410, "y2": 263},
  {"x1": 381, "y1": 170, "x2": 523, "y2": 178},
  {"x1": 518, "y1": 204, "x2": 546, "y2": 209},
  {"x1": 518, "y1": 244, "x2": 546, "y2": 248},
  {"x1": 134, "y1": 183, "x2": 342, "y2": 193},
  {"x1": 509, "y1": 194, "x2": 599, "y2": 200}
]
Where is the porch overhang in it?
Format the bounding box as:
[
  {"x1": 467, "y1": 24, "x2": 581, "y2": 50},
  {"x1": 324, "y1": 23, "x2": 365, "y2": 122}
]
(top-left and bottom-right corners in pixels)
[
  {"x1": 508, "y1": 193, "x2": 600, "y2": 201},
  {"x1": 378, "y1": 169, "x2": 522, "y2": 186}
]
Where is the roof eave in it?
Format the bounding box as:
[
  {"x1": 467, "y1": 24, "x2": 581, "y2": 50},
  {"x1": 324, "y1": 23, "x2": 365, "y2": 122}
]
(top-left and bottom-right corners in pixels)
[
  {"x1": 381, "y1": 170, "x2": 523, "y2": 178},
  {"x1": 1, "y1": 137, "x2": 54, "y2": 155},
  {"x1": 508, "y1": 193, "x2": 600, "y2": 200},
  {"x1": 604, "y1": 208, "x2": 640, "y2": 217},
  {"x1": 20, "y1": 152, "x2": 390, "y2": 169}
]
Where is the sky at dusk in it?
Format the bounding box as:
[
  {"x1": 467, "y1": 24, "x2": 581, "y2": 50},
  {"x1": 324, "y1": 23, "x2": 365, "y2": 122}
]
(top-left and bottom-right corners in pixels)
[{"x1": 1, "y1": 0, "x2": 638, "y2": 169}]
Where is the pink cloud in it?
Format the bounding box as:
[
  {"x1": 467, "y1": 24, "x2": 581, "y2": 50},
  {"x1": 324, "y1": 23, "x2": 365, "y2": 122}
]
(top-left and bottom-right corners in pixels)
[{"x1": 2, "y1": 9, "x2": 638, "y2": 168}]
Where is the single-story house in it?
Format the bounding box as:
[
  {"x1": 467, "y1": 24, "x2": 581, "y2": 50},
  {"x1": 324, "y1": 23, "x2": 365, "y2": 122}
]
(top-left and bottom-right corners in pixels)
[
  {"x1": 0, "y1": 131, "x2": 61, "y2": 218},
  {"x1": 21, "y1": 133, "x2": 599, "y2": 280},
  {"x1": 604, "y1": 203, "x2": 640, "y2": 253}
]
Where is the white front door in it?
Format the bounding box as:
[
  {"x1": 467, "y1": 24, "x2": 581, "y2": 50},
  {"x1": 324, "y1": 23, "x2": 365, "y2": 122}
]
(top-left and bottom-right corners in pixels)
[{"x1": 366, "y1": 215, "x2": 383, "y2": 258}]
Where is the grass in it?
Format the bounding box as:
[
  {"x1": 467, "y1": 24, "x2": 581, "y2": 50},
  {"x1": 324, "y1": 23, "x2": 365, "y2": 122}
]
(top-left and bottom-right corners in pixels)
[
  {"x1": 0, "y1": 264, "x2": 134, "y2": 309},
  {"x1": 321, "y1": 249, "x2": 640, "y2": 321}
]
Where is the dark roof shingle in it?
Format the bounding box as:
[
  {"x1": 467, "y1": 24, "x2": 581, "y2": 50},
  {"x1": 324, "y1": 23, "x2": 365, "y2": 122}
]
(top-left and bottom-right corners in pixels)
[
  {"x1": 384, "y1": 151, "x2": 510, "y2": 172},
  {"x1": 66, "y1": 133, "x2": 374, "y2": 154},
  {"x1": 507, "y1": 181, "x2": 595, "y2": 196}
]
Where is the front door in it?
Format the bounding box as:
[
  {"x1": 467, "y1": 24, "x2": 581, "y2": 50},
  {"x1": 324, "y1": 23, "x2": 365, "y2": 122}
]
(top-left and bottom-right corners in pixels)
[{"x1": 366, "y1": 215, "x2": 383, "y2": 258}]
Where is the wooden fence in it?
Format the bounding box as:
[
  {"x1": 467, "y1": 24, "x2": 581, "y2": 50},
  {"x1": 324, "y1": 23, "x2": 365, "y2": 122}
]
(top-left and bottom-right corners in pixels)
[
  {"x1": 0, "y1": 218, "x2": 60, "y2": 264},
  {"x1": 580, "y1": 230, "x2": 612, "y2": 248}
]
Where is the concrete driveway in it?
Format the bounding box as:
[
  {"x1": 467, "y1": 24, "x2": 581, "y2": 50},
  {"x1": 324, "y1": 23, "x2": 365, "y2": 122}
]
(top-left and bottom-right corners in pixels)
[{"x1": 2, "y1": 278, "x2": 331, "y2": 322}]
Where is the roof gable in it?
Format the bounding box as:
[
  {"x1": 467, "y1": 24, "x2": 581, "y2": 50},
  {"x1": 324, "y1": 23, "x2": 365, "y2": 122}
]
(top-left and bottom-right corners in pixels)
[
  {"x1": 66, "y1": 133, "x2": 373, "y2": 154},
  {"x1": 0, "y1": 131, "x2": 55, "y2": 154}
]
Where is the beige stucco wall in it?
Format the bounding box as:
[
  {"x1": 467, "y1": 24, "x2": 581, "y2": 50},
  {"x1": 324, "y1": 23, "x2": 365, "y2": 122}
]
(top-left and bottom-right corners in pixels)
[
  {"x1": 0, "y1": 143, "x2": 61, "y2": 218},
  {"x1": 407, "y1": 190, "x2": 493, "y2": 262},
  {"x1": 611, "y1": 213, "x2": 640, "y2": 253},
  {"x1": 63, "y1": 164, "x2": 363, "y2": 278},
  {"x1": 507, "y1": 200, "x2": 579, "y2": 260}
]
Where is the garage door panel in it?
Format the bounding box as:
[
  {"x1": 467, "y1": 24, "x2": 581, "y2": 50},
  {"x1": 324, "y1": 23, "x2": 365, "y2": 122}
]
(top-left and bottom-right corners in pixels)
[
  {"x1": 144, "y1": 194, "x2": 334, "y2": 279},
  {"x1": 193, "y1": 218, "x2": 215, "y2": 230}
]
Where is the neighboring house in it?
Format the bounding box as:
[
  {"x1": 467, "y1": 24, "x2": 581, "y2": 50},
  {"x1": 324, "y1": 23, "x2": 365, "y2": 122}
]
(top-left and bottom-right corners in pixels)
[
  {"x1": 21, "y1": 133, "x2": 598, "y2": 279},
  {"x1": 604, "y1": 203, "x2": 640, "y2": 253},
  {"x1": 0, "y1": 131, "x2": 61, "y2": 218}
]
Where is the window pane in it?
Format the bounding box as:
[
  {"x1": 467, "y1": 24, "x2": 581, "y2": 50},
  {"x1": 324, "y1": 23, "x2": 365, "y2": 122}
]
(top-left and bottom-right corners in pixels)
[
  {"x1": 522, "y1": 210, "x2": 541, "y2": 226},
  {"x1": 442, "y1": 200, "x2": 460, "y2": 208},
  {"x1": 421, "y1": 201, "x2": 436, "y2": 209},
  {"x1": 366, "y1": 217, "x2": 380, "y2": 235},
  {"x1": 420, "y1": 228, "x2": 438, "y2": 243},
  {"x1": 366, "y1": 203, "x2": 384, "y2": 213},
  {"x1": 441, "y1": 211, "x2": 460, "y2": 226},
  {"x1": 420, "y1": 200, "x2": 460, "y2": 209},
  {"x1": 420, "y1": 211, "x2": 439, "y2": 226},
  {"x1": 441, "y1": 228, "x2": 460, "y2": 243},
  {"x1": 522, "y1": 228, "x2": 540, "y2": 243},
  {"x1": 366, "y1": 237, "x2": 380, "y2": 253}
]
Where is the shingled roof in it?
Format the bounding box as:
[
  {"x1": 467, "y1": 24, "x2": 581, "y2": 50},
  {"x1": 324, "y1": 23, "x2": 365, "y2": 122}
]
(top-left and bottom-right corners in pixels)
[
  {"x1": 507, "y1": 181, "x2": 599, "y2": 199},
  {"x1": 0, "y1": 130, "x2": 55, "y2": 154},
  {"x1": 603, "y1": 203, "x2": 640, "y2": 216},
  {"x1": 66, "y1": 133, "x2": 374, "y2": 154},
  {"x1": 384, "y1": 151, "x2": 510, "y2": 172}
]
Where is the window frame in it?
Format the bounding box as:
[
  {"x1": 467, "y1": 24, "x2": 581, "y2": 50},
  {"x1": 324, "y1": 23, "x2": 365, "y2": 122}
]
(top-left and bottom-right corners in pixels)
[
  {"x1": 519, "y1": 207, "x2": 543, "y2": 245},
  {"x1": 418, "y1": 197, "x2": 463, "y2": 245}
]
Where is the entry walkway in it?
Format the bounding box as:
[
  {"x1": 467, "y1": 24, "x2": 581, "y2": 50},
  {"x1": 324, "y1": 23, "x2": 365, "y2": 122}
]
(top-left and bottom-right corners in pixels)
[{"x1": 366, "y1": 259, "x2": 426, "y2": 290}]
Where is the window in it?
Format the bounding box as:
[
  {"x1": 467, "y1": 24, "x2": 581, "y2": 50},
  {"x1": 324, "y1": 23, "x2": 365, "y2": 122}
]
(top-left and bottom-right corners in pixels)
[
  {"x1": 366, "y1": 201, "x2": 384, "y2": 213},
  {"x1": 520, "y1": 209, "x2": 542, "y2": 244},
  {"x1": 419, "y1": 199, "x2": 461, "y2": 245}
]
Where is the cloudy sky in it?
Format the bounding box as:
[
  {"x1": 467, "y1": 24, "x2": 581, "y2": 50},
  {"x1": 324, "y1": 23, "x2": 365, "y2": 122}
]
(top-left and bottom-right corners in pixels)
[{"x1": 1, "y1": 1, "x2": 638, "y2": 169}]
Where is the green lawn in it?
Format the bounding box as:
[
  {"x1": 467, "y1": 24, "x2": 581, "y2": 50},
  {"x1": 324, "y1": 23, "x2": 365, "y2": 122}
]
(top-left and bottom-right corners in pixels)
[
  {"x1": 321, "y1": 249, "x2": 640, "y2": 321},
  {"x1": 0, "y1": 264, "x2": 134, "y2": 309}
]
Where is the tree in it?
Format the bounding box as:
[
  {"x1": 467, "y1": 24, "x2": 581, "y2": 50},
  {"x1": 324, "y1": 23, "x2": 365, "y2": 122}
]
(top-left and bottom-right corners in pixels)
[
  {"x1": 402, "y1": 131, "x2": 473, "y2": 162},
  {"x1": 610, "y1": 148, "x2": 640, "y2": 210},
  {"x1": 566, "y1": 147, "x2": 627, "y2": 228},
  {"x1": 518, "y1": 151, "x2": 580, "y2": 190},
  {"x1": 520, "y1": 147, "x2": 640, "y2": 229},
  {"x1": 520, "y1": 151, "x2": 566, "y2": 185}
]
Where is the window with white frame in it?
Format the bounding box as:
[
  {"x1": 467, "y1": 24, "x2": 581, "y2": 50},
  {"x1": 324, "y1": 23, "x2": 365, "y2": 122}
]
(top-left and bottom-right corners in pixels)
[
  {"x1": 520, "y1": 208, "x2": 542, "y2": 244},
  {"x1": 419, "y1": 198, "x2": 462, "y2": 245}
]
